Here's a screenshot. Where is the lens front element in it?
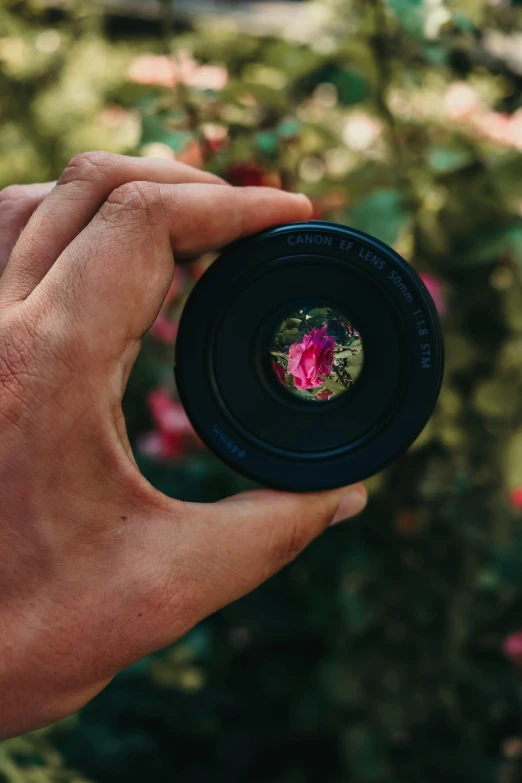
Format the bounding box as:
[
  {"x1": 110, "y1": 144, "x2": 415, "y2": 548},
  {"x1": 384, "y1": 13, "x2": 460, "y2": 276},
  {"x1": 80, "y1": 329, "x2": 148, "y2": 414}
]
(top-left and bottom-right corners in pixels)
[{"x1": 270, "y1": 305, "x2": 364, "y2": 402}]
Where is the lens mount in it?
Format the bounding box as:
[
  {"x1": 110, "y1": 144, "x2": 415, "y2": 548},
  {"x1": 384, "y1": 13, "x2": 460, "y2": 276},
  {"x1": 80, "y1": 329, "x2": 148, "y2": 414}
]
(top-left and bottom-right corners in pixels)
[{"x1": 175, "y1": 221, "x2": 444, "y2": 492}]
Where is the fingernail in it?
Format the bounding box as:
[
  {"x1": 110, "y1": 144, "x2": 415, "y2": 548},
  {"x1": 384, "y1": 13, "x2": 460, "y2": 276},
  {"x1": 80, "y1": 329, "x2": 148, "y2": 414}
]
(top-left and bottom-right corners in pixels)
[
  {"x1": 290, "y1": 193, "x2": 313, "y2": 210},
  {"x1": 330, "y1": 485, "x2": 367, "y2": 526}
]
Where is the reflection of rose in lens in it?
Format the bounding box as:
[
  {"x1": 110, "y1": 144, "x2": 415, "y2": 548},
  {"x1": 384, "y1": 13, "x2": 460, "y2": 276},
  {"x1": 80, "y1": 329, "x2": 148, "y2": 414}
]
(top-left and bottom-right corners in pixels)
[
  {"x1": 288, "y1": 325, "x2": 335, "y2": 390},
  {"x1": 270, "y1": 305, "x2": 364, "y2": 402}
]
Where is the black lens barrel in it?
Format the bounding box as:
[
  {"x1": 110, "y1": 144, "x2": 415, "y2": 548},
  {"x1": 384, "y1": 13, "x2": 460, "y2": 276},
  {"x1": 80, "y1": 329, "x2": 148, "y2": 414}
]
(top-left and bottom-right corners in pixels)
[{"x1": 175, "y1": 221, "x2": 444, "y2": 492}]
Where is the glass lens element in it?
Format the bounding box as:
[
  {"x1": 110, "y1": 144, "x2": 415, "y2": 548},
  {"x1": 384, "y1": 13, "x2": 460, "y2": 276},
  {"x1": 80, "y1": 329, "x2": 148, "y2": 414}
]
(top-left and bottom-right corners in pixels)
[{"x1": 270, "y1": 304, "x2": 364, "y2": 402}]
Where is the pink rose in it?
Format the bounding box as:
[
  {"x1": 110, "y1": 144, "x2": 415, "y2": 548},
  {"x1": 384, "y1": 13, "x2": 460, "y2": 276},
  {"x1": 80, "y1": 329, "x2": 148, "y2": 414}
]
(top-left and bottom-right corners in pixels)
[
  {"x1": 504, "y1": 631, "x2": 522, "y2": 665},
  {"x1": 287, "y1": 325, "x2": 336, "y2": 390},
  {"x1": 420, "y1": 274, "x2": 446, "y2": 316}
]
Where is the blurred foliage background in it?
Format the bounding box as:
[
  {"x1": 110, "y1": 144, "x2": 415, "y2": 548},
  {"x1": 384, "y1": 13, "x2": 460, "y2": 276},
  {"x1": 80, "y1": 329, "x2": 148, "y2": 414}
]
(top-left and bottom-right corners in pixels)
[{"x1": 2, "y1": 0, "x2": 522, "y2": 780}]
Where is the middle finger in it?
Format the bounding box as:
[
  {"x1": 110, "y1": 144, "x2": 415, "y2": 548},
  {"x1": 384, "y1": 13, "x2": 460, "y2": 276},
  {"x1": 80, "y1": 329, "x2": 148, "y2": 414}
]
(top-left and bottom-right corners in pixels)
[{"x1": 1, "y1": 152, "x2": 228, "y2": 304}]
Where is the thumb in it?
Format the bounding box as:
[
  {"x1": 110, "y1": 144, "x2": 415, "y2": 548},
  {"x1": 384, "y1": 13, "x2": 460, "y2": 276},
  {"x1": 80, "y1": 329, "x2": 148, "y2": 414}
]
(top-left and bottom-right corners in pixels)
[
  {"x1": 177, "y1": 484, "x2": 367, "y2": 618},
  {"x1": 116, "y1": 484, "x2": 367, "y2": 664}
]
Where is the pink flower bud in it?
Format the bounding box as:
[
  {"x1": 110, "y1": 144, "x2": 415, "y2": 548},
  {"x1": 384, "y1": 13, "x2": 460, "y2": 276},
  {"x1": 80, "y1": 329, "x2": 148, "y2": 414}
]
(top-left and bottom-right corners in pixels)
[
  {"x1": 420, "y1": 274, "x2": 447, "y2": 316},
  {"x1": 151, "y1": 313, "x2": 178, "y2": 344},
  {"x1": 504, "y1": 631, "x2": 522, "y2": 664},
  {"x1": 148, "y1": 389, "x2": 193, "y2": 436},
  {"x1": 510, "y1": 487, "x2": 522, "y2": 510}
]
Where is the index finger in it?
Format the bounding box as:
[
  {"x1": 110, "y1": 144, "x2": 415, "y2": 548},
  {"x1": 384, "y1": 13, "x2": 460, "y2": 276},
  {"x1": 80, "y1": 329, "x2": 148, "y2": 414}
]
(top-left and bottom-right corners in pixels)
[{"x1": 35, "y1": 182, "x2": 312, "y2": 353}]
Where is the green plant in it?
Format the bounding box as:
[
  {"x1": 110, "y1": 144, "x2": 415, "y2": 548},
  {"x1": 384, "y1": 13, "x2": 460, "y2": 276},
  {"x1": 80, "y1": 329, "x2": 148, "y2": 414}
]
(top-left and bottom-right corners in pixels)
[{"x1": 2, "y1": 0, "x2": 522, "y2": 780}]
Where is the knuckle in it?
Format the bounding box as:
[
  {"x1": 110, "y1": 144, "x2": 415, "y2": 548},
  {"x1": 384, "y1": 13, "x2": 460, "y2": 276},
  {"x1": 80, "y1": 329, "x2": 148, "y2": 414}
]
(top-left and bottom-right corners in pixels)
[
  {"x1": 99, "y1": 181, "x2": 162, "y2": 225},
  {"x1": 0, "y1": 185, "x2": 28, "y2": 206},
  {"x1": 0, "y1": 185, "x2": 36, "y2": 224},
  {"x1": 58, "y1": 150, "x2": 116, "y2": 187}
]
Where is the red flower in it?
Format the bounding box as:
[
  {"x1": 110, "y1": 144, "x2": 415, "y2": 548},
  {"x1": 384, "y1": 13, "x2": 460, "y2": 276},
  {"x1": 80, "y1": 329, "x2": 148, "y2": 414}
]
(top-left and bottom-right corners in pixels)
[
  {"x1": 510, "y1": 487, "x2": 522, "y2": 510},
  {"x1": 150, "y1": 313, "x2": 178, "y2": 344},
  {"x1": 287, "y1": 325, "x2": 336, "y2": 390},
  {"x1": 137, "y1": 430, "x2": 185, "y2": 460},
  {"x1": 504, "y1": 631, "x2": 522, "y2": 665},
  {"x1": 226, "y1": 162, "x2": 284, "y2": 189},
  {"x1": 148, "y1": 389, "x2": 193, "y2": 435},
  {"x1": 271, "y1": 359, "x2": 286, "y2": 386},
  {"x1": 202, "y1": 123, "x2": 229, "y2": 153},
  {"x1": 138, "y1": 388, "x2": 199, "y2": 460},
  {"x1": 316, "y1": 390, "x2": 333, "y2": 400},
  {"x1": 420, "y1": 274, "x2": 447, "y2": 316},
  {"x1": 227, "y1": 162, "x2": 264, "y2": 187}
]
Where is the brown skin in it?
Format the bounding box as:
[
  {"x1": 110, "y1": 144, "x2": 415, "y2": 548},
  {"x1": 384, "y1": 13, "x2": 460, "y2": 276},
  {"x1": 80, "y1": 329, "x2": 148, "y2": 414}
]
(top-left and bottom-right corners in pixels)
[{"x1": 0, "y1": 152, "x2": 367, "y2": 738}]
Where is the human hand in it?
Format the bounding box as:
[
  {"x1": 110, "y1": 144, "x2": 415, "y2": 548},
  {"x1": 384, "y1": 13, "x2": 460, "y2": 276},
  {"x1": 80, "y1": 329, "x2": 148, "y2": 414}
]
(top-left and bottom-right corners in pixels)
[{"x1": 0, "y1": 152, "x2": 367, "y2": 737}]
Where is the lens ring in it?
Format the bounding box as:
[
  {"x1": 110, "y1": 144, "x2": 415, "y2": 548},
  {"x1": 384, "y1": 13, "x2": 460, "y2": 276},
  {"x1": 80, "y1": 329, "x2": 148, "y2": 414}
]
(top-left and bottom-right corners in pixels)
[{"x1": 210, "y1": 256, "x2": 405, "y2": 455}]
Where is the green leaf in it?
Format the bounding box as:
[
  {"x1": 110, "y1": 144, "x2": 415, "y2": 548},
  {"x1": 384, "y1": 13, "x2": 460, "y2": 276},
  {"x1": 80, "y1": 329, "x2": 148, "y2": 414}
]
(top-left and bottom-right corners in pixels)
[
  {"x1": 306, "y1": 307, "x2": 329, "y2": 318},
  {"x1": 320, "y1": 377, "x2": 346, "y2": 395},
  {"x1": 505, "y1": 428, "x2": 522, "y2": 489},
  {"x1": 330, "y1": 68, "x2": 369, "y2": 106},
  {"x1": 350, "y1": 190, "x2": 407, "y2": 247},
  {"x1": 345, "y1": 724, "x2": 389, "y2": 782},
  {"x1": 453, "y1": 12, "x2": 475, "y2": 34},
  {"x1": 345, "y1": 351, "x2": 364, "y2": 376},
  {"x1": 140, "y1": 115, "x2": 193, "y2": 152},
  {"x1": 473, "y1": 378, "x2": 520, "y2": 419},
  {"x1": 282, "y1": 317, "x2": 303, "y2": 331},
  {"x1": 429, "y1": 146, "x2": 474, "y2": 174},
  {"x1": 335, "y1": 344, "x2": 362, "y2": 359},
  {"x1": 387, "y1": 0, "x2": 425, "y2": 38},
  {"x1": 278, "y1": 118, "x2": 302, "y2": 139},
  {"x1": 457, "y1": 225, "x2": 522, "y2": 267},
  {"x1": 254, "y1": 131, "x2": 279, "y2": 158},
  {"x1": 281, "y1": 328, "x2": 302, "y2": 345},
  {"x1": 493, "y1": 533, "x2": 522, "y2": 586}
]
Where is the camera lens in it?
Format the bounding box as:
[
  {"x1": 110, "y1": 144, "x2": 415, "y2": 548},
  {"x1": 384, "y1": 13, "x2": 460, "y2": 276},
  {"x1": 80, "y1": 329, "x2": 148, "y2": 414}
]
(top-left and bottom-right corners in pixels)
[
  {"x1": 269, "y1": 304, "x2": 364, "y2": 403},
  {"x1": 175, "y1": 221, "x2": 444, "y2": 492}
]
